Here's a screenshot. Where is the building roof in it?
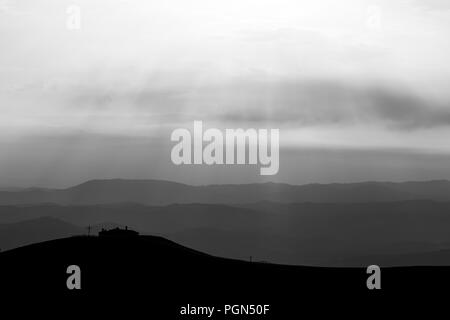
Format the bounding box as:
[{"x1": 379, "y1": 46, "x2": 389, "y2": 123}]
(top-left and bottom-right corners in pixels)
[{"x1": 98, "y1": 227, "x2": 139, "y2": 237}]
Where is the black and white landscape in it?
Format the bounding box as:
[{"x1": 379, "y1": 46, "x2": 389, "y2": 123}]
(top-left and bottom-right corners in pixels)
[{"x1": 2, "y1": 0, "x2": 450, "y2": 316}]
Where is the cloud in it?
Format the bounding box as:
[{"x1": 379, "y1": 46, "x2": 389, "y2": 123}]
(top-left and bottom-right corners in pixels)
[
  {"x1": 363, "y1": 88, "x2": 450, "y2": 129},
  {"x1": 223, "y1": 81, "x2": 450, "y2": 131},
  {"x1": 62, "y1": 75, "x2": 450, "y2": 131},
  {"x1": 410, "y1": 0, "x2": 450, "y2": 11}
]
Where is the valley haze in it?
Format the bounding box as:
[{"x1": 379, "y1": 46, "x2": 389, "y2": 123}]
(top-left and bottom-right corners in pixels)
[{"x1": 2, "y1": 179, "x2": 450, "y2": 267}]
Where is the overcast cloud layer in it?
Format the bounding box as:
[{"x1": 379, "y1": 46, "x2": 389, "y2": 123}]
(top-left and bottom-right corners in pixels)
[{"x1": 1, "y1": 0, "x2": 450, "y2": 187}]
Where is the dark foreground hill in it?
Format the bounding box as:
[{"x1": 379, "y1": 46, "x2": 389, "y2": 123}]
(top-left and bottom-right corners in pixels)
[
  {"x1": 1, "y1": 235, "x2": 449, "y2": 316},
  {"x1": 2, "y1": 179, "x2": 450, "y2": 205}
]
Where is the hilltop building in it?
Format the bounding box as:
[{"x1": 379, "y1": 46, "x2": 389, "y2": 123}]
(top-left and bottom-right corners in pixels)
[{"x1": 98, "y1": 226, "x2": 139, "y2": 237}]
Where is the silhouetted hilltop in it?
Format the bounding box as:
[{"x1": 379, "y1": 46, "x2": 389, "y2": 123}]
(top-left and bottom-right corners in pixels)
[
  {"x1": 1, "y1": 235, "x2": 450, "y2": 316},
  {"x1": 0, "y1": 218, "x2": 127, "y2": 251},
  {"x1": 1, "y1": 179, "x2": 450, "y2": 205}
]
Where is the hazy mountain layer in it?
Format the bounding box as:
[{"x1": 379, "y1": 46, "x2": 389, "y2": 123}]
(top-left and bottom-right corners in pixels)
[
  {"x1": 2, "y1": 200, "x2": 450, "y2": 266},
  {"x1": 1, "y1": 179, "x2": 450, "y2": 205}
]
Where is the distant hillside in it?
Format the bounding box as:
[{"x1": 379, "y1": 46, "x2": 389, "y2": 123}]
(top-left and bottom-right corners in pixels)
[
  {"x1": 1, "y1": 179, "x2": 450, "y2": 205},
  {"x1": 330, "y1": 249, "x2": 450, "y2": 267},
  {"x1": 0, "y1": 217, "x2": 82, "y2": 251}
]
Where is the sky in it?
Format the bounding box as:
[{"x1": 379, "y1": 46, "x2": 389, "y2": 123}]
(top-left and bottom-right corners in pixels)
[{"x1": 1, "y1": 0, "x2": 450, "y2": 187}]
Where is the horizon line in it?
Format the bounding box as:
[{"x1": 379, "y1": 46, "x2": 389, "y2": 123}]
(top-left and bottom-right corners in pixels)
[{"x1": 2, "y1": 177, "x2": 450, "y2": 192}]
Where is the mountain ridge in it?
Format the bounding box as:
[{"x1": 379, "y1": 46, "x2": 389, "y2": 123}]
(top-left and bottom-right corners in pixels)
[{"x1": 1, "y1": 178, "x2": 450, "y2": 205}]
